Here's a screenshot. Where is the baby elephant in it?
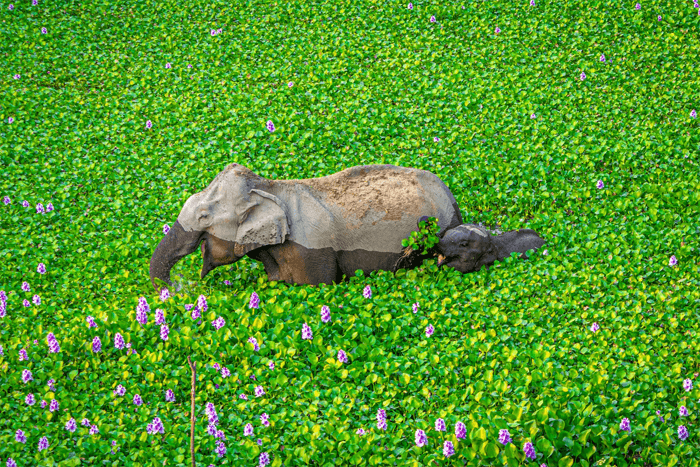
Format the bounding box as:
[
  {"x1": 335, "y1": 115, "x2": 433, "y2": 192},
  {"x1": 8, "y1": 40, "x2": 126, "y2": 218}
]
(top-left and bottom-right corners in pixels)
[{"x1": 436, "y1": 224, "x2": 545, "y2": 273}]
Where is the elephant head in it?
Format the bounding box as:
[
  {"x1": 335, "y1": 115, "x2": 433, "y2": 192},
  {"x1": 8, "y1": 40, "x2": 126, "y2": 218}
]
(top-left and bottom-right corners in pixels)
[
  {"x1": 436, "y1": 224, "x2": 545, "y2": 273},
  {"x1": 149, "y1": 164, "x2": 290, "y2": 290}
]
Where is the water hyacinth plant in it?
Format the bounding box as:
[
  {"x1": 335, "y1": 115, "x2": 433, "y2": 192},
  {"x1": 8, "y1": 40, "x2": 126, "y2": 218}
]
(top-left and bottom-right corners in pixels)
[{"x1": 2, "y1": 0, "x2": 700, "y2": 464}]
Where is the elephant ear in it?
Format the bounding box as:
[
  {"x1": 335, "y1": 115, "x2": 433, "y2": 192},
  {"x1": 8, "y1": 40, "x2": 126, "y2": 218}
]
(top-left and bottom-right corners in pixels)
[{"x1": 233, "y1": 189, "x2": 290, "y2": 257}]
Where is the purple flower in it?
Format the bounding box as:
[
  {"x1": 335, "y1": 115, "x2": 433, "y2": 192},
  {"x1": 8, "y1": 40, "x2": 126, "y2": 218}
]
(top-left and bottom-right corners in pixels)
[
  {"x1": 524, "y1": 441, "x2": 536, "y2": 459},
  {"x1": 261, "y1": 412, "x2": 270, "y2": 426},
  {"x1": 92, "y1": 336, "x2": 102, "y2": 353},
  {"x1": 244, "y1": 423, "x2": 254, "y2": 436},
  {"x1": 133, "y1": 394, "x2": 143, "y2": 406},
  {"x1": 37, "y1": 263, "x2": 46, "y2": 274},
  {"x1": 13, "y1": 74, "x2": 20, "y2": 80},
  {"x1": 36, "y1": 203, "x2": 45, "y2": 214},
  {"x1": 65, "y1": 418, "x2": 77, "y2": 432},
  {"x1": 669, "y1": 255, "x2": 678, "y2": 267},
  {"x1": 22, "y1": 200, "x2": 29, "y2": 207},
  {"x1": 145, "y1": 120, "x2": 152, "y2": 129},
  {"x1": 678, "y1": 425, "x2": 689, "y2": 441},
  {"x1": 266, "y1": 120, "x2": 275, "y2": 132},
  {"x1": 376, "y1": 409, "x2": 387, "y2": 430},
  {"x1": 86, "y1": 316, "x2": 97, "y2": 328},
  {"x1": 408, "y1": 3, "x2": 413, "y2": 9},
  {"x1": 38, "y1": 436, "x2": 49, "y2": 451},
  {"x1": 21, "y1": 281, "x2": 30, "y2": 292},
  {"x1": 255, "y1": 385, "x2": 265, "y2": 397},
  {"x1": 338, "y1": 349, "x2": 348, "y2": 363},
  {"x1": 47, "y1": 379, "x2": 55, "y2": 390},
  {"x1": 162, "y1": 223, "x2": 171, "y2": 235},
  {"x1": 160, "y1": 324, "x2": 169, "y2": 341},
  {"x1": 15, "y1": 429, "x2": 26, "y2": 443},
  {"x1": 6, "y1": 459, "x2": 16, "y2": 467},
  {"x1": 165, "y1": 389, "x2": 175, "y2": 402},
  {"x1": 197, "y1": 295, "x2": 208, "y2": 312},
  {"x1": 114, "y1": 333, "x2": 125, "y2": 350},
  {"x1": 191, "y1": 306, "x2": 201, "y2": 320},
  {"x1": 19, "y1": 349, "x2": 28, "y2": 361},
  {"x1": 8, "y1": 117, "x2": 14, "y2": 124},
  {"x1": 41, "y1": 27, "x2": 47, "y2": 34},
  {"x1": 426, "y1": 324, "x2": 434, "y2": 338},
  {"x1": 215, "y1": 440, "x2": 227, "y2": 458},
  {"x1": 46, "y1": 202, "x2": 54, "y2": 212},
  {"x1": 3, "y1": 196, "x2": 9, "y2": 205},
  {"x1": 33, "y1": 0, "x2": 38, "y2": 5},
  {"x1": 435, "y1": 418, "x2": 446, "y2": 431},
  {"x1": 657, "y1": 15, "x2": 662, "y2": 21},
  {"x1": 498, "y1": 429, "x2": 511, "y2": 445},
  {"x1": 433, "y1": 136, "x2": 440, "y2": 142},
  {"x1": 187, "y1": 64, "x2": 192, "y2": 69},
  {"x1": 288, "y1": 81, "x2": 293, "y2": 88},
  {"x1": 590, "y1": 322, "x2": 600, "y2": 332},
  {"x1": 49, "y1": 399, "x2": 59, "y2": 412},
  {"x1": 691, "y1": 110, "x2": 697, "y2": 118},
  {"x1": 0, "y1": 301, "x2": 5, "y2": 318},
  {"x1": 259, "y1": 452, "x2": 270, "y2": 466},
  {"x1": 320, "y1": 305, "x2": 332, "y2": 323},
  {"x1": 600, "y1": 53, "x2": 606, "y2": 62},
  {"x1": 495, "y1": 26, "x2": 501, "y2": 33},
  {"x1": 530, "y1": 0, "x2": 535, "y2": 5},
  {"x1": 683, "y1": 378, "x2": 693, "y2": 392},
  {"x1": 415, "y1": 429, "x2": 427, "y2": 447},
  {"x1": 596, "y1": 180, "x2": 604, "y2": 189},
  {"x1": 89, "y1": 424, "x2": 100, "y2": 435},
  {"x1": 213, "y1": 363, "x2": 221, "y2": 371},
  {"x1": 26, "y1": 393, "x2": 36, "y2": 405},
  {"x1": 455, "y1": 421, "x2": 466, "y2": 439},
  {"x1": 32, "y1": 294, "x2": 41, "y2": 306},
  {"x1": 580, "y1": 71, "x2": 587, "y2": 81},
  {"x1": 248, "y1": 337, "x2": 260, "y2": 351},
  {"x1": 81, "y1": 418, "x2": 90, "y2": 427},
  {"x1": 531, "y1": 113, "x2": 536, "y2": 119},
  {"x1": 165, "y1": 63, "x2": 172, "y2": 69},
  {"x1": 680, "y1": 406, "x2": 689, "y2": 417},
  {"x1": 211, "y1": 29, "x2": 217, "y2": 36},
  {"x1": 443, "y1": 440, "x2": 455, "y2": 457},
  {"x1": 363, "y1": 285, "x2": 372, "y2": 299},
  {"x1": 136, "y1": 307, "x2": 148, "y2": 326},
  {"x1": 356, "y1": 428, "x2": 366, "y2": 435},
  {"x1": 268, "y1": 361, "x2": 274, "y2": 370},
  {"x1": 22, "y1": 369, "x2": 33, "y2": 383},
  {"x1": 635, "y1": 2, "x2": 641, "y2": 9},
  {"x1": 240, "y1": 393, "x2": 248, "y2": 400},
  {"x1": 22, "y1": 299, "x2": 30, "y2": 307},
  {"x1": 221, "y1": 366, "x2": 230, "y2": 378},
  {"x1": 151, "y1": 417, "x2": 164, "y2": 434},
  {"x1": 302, "y1": 322, "x2": 313, "y2": 340},
  {"x1": 412, "y1": 302, "x2": 419, "y2": 313},
  {"x1": 8, "y1": 4, "x2": 14, "y2": 10},
  {"x1": 224, "y1": 280, "x2": 231, "y2": 285},
  {"x1": 430, "y1": 15, "x2": 436, "y2": 23},
  {"x1": 114, "y1": 384, "x2": 126, "y2": 396},
  {"x1": 159, "y1": 288, "x2": 170, "y2": 302},
  {"x1": 620, "y1": 417, "x2": 631, "y2": 432},
  {"x1": 249, "y1": 291, "x2": 260, "y2": 309},
  {"x1": 212, "y1": 317, "x2": 225, "y2": 330}
]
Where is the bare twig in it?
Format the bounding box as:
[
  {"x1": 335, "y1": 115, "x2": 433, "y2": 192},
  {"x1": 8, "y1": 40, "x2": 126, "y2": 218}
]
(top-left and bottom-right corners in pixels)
[{"x1": 187, "y1": 356, "x2": 196, "y2": 467}]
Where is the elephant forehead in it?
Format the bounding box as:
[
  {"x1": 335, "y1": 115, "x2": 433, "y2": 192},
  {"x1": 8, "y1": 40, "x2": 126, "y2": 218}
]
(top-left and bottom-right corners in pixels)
[{"x1": 454, "y1": 224, "x2": 488, "y2": 237}]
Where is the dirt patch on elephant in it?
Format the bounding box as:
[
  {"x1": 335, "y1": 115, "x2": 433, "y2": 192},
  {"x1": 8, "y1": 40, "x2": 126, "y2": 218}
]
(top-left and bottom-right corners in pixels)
[{"x1": 288, "y1": 165, "x2": 424, "y2": 221}]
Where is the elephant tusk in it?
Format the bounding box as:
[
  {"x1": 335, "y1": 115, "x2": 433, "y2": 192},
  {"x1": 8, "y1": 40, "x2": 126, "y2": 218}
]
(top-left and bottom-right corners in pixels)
[{"x1": 437, "y1": 254, "x2": 446, "y2": 267}]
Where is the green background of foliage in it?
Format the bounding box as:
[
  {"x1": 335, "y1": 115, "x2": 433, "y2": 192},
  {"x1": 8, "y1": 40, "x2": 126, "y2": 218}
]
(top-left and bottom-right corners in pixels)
[{"x1": 1, "y1": 0, "x2": 699, "y2": 465}]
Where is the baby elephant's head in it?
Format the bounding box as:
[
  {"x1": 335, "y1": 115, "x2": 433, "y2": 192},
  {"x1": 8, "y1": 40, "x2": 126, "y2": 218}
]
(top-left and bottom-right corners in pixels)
[
  {"x1": 436, "y1": 224, "x2": 495, "y2": 273},
  {"x1": 437, "y1": 224, "x2": 545, "y2": 273}
]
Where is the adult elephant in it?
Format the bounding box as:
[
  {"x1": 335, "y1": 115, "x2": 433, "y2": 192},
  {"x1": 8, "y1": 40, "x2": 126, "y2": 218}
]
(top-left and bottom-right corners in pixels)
[{"x1": 149, "y1": 163, "x2": 463, "y2": 289}]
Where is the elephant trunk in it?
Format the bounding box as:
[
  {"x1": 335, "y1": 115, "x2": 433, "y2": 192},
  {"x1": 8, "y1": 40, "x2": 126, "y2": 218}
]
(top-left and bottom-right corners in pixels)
[{"x1": 149, "y1": 220, "x2": 204, "y2": 290}]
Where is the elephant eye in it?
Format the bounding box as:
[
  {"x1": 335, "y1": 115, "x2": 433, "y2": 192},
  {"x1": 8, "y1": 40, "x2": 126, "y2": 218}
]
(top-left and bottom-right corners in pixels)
[{"x1": 198, "y1": 213, "x2": 209, "y2": 222}]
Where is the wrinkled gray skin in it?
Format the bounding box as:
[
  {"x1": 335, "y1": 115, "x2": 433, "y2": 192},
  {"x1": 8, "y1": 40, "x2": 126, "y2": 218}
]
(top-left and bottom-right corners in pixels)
[
  {"x1": 150, "y1": 163, "x2": 463, "y2": 289},
  {"x1": 436, "y1": 224, "x2": 545, "y2": 273}
]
